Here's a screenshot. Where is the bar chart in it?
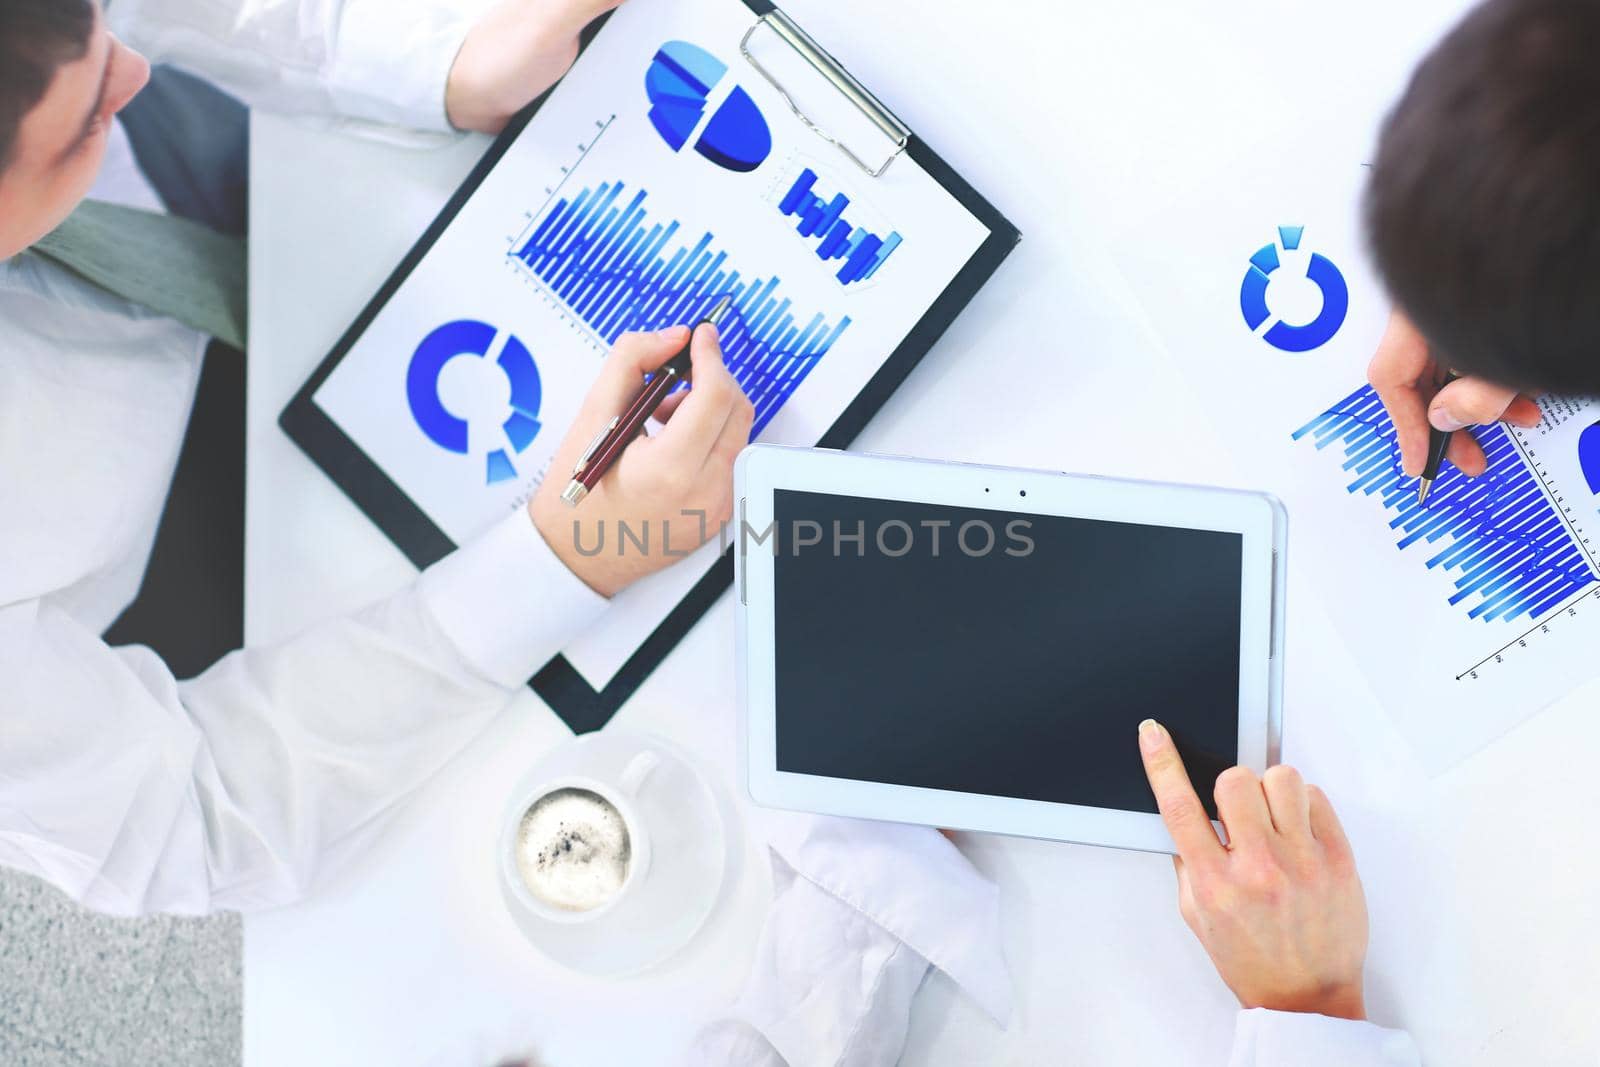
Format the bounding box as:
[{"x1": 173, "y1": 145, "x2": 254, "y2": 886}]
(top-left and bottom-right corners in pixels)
[
  {"x1": 509, "y1": 180, "x2": 850, "y2": 435},
  {"x1": 1293, "y1": 384, "x2": 1597, "y2": 623},
  {"x1": 777, "y1": 168, "x2": 903, "y2": 286}
]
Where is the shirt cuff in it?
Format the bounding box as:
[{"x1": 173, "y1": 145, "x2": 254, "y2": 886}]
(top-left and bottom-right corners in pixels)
[
  {"x1": 1229, "y1": 1008, "x2": 1422, "y2": 1067},
  {"x1": 761, "y1": 812, "x2": 1013, "y2": 1025},
  {"x1": 710, "y1": 853, "x2": 935, "y2": 1067},
  {"x1": 696, "y1": 814, "x2": 1010, "y2": 1067},
  {"x1": 330, "y1": 0, "x2": 477, "y2": 132},
  {"x1": 417, "y1": 509, "x2": 607, "y2": 689}
]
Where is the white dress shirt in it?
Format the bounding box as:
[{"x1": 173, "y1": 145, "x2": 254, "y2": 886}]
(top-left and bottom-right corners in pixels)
[
  {"x1": 683, "y1": 815, "x2": 1422, "y2": 1067},
  {"x1": 1, "y1": 3, "x2": 1423, "y2": 1061},
  {"x1": 684, "y1": 814, "x2": 1010, "y2": 1067},
  {"x1": 0, "y1": 0, "x2": 603, "y2": 916},
  {"x1": 107, "y1": 0, "x2": 493, "y2": 132}
]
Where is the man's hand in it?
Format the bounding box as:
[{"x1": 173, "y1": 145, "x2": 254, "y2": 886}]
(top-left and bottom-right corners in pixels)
[
  {"x1": 446, "y1": 0, "x2": 624, "y2": 133},
  {"x1": 529, "y1": 325, "x2": 753, "y2": 598},
  {"x1": 1367, "y1": 310, "x2": 1542, "y2": 478},
  {"x1": 1138, "y1": 719, "x2": 1370, "y2": 1021}
]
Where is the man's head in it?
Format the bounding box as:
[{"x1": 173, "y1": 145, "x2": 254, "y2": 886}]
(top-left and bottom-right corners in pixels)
[
  {"x1": 1367, "y1": 0, "x2": 1600, "y2": 396},
  {"x1": 0, "y1": 0, "x2": 148, "y2": 258}
]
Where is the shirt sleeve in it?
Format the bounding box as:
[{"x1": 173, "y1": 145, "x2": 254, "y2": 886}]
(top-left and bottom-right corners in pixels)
[
  {"x1": 106, "y1": 0, "x2": 496, "y2": 131},
  {"x1": 684, "y1": 855, "x2": 933, "y2": 1067},
  {"x1": 1228, "y1": 1008, "x2": 1422, "y2": 1067},
  {"x1": 684, "y1": 815, "x2": 1011, "y2": 1067},
  {"x1": 0, "y1": 509, "x2": 605, "y2": 915}
]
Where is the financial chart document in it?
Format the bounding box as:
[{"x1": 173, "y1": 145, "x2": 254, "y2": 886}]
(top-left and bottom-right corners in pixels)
[
  {"x1": 312, "y1": 0, "x2": 990, "y2": 688},
  {"x1": 1292, "y1": 387, "x2": 1600, "y2": 768},
  {"x1": 1106, "y1": 68, "x2": 1600, "y2": 771}
]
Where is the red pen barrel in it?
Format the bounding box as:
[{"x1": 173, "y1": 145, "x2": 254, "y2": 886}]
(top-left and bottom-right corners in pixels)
[
  {"x1": 574, "y1": 369, "x2": 680, "y2": 493},
  {"x1": 562, "y1": 296, "x2": 731, "y2": 506}
]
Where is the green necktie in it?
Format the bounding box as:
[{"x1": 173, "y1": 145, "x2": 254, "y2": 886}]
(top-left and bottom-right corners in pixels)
[{"x1": 28, "y1": 199, "x2": 247, "y2": 350}]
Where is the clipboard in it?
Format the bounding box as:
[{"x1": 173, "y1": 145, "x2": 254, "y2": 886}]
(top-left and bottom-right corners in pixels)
[{"x1": 280, "y1": 0, "x2": 1021, "y2": 733}]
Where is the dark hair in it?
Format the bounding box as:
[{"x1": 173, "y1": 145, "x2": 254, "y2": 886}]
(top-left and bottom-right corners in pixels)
[
  {"x1": 0, "y1": 0, "x2": 96, "y2": 169},
  {"x1": 1366, "y1": 0, "x2": 1600, "y2": 395}
]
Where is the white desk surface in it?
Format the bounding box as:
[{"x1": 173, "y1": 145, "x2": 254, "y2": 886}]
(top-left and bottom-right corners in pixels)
[{"x1": 244, "y1": 3, "x2": 1600, "y2": 1064}]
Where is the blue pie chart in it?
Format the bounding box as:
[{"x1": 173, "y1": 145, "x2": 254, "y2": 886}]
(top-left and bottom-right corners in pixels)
[
  {"x1": 646, "y1": 40, "x2": 771, "y2": 172},
  {"x1": 1579, "y1": 420, "x2": 1600, "y2": 494}
]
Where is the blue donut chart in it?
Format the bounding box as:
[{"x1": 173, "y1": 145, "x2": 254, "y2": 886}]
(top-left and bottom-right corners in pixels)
[
  {"x1": 406, "y1": 320, "x2": 542, "y2": 486},
  {"x1": 1239, "y1": 226, "x2": 1350, "y2": 353}
]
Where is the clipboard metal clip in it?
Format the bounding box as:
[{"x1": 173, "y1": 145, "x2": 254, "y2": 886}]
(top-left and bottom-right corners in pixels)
[{"x1": 740, "y1": 10, "x2": 911, "y2": 178}]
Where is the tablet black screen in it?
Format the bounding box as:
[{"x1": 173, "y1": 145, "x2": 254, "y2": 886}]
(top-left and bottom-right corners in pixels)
[{"x1": 772, "y1": 489, "x2": 1242, "y2": 817}]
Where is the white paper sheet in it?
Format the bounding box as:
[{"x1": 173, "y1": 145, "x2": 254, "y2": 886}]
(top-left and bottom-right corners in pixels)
[
  {"x1": 314, "y1": 0, "x2": 991, "y2": 689},
  {"x1": 1106, "y1": 110, "x2": 1600, "y2": 771}
]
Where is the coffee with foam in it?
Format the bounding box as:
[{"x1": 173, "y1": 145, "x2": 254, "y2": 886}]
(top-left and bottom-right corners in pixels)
[{"x1": 513, "y1": 787, "x2": 632, "y2": 913}]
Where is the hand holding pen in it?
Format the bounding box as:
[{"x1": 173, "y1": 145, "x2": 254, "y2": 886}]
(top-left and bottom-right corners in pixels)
[
  {"x1": 1417, "y1": 367, "x2": 1551, "y2": 503},
  {"x1": 527, "y1": 301, "x2": 754, "y2": 597},
  {"x1": 562, "y1": 296, "x2": 736, "y2": 505},
  {"x1": 1416, "y1": 372, "x2": 1458, "y2": 505},
  {"x1": 1366, "y1": 312, "x2": 1543, "y2": 501}
]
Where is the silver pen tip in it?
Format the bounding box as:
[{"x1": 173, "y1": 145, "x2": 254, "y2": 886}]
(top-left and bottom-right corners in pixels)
[
  {"x1": 1417, "y1": 478, "x2": 1433, "y2": 506},
  {"x1": 705, "y1": 294, "x2": 733, "y2": 327},
  {"x1": 560, "y1": 480, "x2": 589, "y2": 507}
]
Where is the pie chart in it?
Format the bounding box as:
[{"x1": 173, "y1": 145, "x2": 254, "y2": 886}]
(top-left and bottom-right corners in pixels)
[
  {"x1": 646, "y1": 40, "x2": 771, "y2": 172},
  {"x1": 1579, "y1": 420, "x2": 1600, "y2": 494}
]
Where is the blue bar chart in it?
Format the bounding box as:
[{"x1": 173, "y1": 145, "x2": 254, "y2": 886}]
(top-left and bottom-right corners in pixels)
[
  {"x1": 1293, "y1": 385, "x2": 1597, "y2": 623},
  {"x1": 777, "y1": 168, "x2": 903, "y2": 286},
  {"x1": 510, "y1": 180, "x2": 850, "y2": 435}
]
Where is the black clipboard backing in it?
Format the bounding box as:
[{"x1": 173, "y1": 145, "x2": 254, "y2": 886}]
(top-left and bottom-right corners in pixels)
[{"x1": 280, "y1": 1, "x2": 1020, "y2": 733}]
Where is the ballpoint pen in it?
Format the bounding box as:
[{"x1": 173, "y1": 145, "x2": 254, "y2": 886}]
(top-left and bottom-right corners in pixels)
[
  {"x1": 561, "y1": 294, "x2": 734, "y2": 506},
  {"x1": 1417, "y1": 371, "x2": 1458, "y2": 506}
]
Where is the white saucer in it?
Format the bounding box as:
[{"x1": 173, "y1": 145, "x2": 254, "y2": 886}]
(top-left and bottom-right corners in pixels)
[{"x1": 498, "y1": 730, "x2": 728, "y2": 976}]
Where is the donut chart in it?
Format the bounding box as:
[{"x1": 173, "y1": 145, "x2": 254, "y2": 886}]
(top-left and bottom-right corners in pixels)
[
  {"x1": 406, "y1": 320, "x2": 543, "y2": 486},
  {"x1": 1239, "y1": 226, "x2": 1349, "y2": 353}
]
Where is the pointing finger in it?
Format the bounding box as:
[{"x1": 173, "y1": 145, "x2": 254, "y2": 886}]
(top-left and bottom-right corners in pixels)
[{"x1": 1139, "y1": 719, "x2": 1224, "y2": 865}]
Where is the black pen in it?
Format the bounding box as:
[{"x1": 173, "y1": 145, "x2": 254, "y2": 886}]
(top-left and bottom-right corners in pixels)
[{"x1": 1417, "y1": 371, "x2": 1458, "y2": 506}]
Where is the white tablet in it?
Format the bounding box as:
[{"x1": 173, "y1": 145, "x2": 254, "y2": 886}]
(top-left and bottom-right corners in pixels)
[{"x1": 735, "y1": 445, "x2": 1286, "y2": 853}]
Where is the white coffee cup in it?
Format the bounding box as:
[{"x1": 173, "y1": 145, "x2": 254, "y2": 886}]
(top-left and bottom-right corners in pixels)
[{"x1": 498, "y1": 750, "x2": 659, "y2": 925}]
